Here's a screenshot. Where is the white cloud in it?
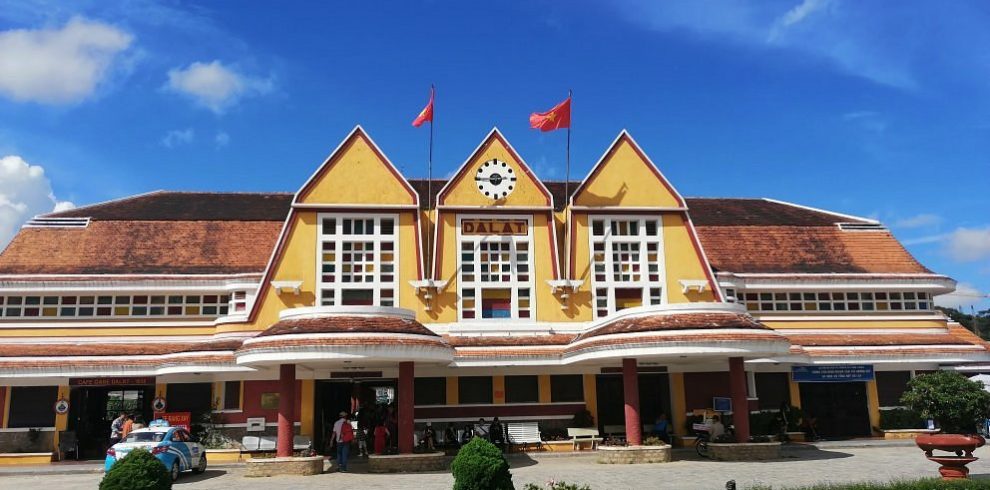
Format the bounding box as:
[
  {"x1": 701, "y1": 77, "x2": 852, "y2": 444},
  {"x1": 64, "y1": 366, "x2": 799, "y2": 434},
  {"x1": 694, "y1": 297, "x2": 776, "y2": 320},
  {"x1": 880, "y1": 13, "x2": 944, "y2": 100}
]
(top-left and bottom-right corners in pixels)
[
  {"x1": 935, "y1": 283, "x2": 988, "y2": 310},
  {"x1": 614, "y1": 0, "x2": 917, "y2": 89},
  {"x1": 165, "y1": 60, "x2": 272, "y2": 114},
  {"x1": 770, "y1": 0, "x2": 832, "y2": 38},
  {"x1": 945, "y1": 227, "x2": 990, "y2": 262},
  {"x1": 215, "y1": 131, "x2": 230, "y2": 148},
  {"x1": 0, "y1": 155, "x2": 73, "y2": 249},
  {"x1": 894, "y1": 213, "x2": 942, "y2": 229},
  {"x1": 161, "y1": 128, "x2": 195, "y2": 148},
  {"x1": 0, "y1": 17, "x2": 133, "y2": 104}
]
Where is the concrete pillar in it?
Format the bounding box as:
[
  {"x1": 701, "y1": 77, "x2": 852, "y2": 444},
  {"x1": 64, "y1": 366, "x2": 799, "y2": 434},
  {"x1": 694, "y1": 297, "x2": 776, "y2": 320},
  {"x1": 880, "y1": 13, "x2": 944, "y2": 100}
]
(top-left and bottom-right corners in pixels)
[
  {"x1": 866, "y1": 379, "x2": 881, "y2": 436},
  {"x1": 729, "y1": 357, "x2": 750, "y2": 442},
  {"x1": 398, "y1": 361, "x2": 415, "y2": 454},
  {"x1": 669, "y1": 373, "x2": 687, "y2": 437},
  {"x1": 277, "y1": 364, "x2": 296, "y2": 458},
  {"x1": 622, "y1": 358, "x2": 642, "y2": 446}
]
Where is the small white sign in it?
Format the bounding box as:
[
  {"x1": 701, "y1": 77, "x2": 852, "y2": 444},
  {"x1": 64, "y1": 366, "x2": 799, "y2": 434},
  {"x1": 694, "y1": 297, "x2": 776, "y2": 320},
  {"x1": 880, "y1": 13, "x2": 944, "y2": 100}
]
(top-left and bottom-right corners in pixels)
[{"x1": 246, "y1": 417, "x2": 266, "y2": 432}]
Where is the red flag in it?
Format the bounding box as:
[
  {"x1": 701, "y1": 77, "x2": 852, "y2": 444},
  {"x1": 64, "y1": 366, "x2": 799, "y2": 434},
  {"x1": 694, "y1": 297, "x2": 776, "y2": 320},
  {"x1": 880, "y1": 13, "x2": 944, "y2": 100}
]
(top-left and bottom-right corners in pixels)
[
  {"x1": 412, "y1": 88, "x2": 434, "y2": 127},
  {"x1": 529, "y1": 96, "x2": 571, "y2": 132}
]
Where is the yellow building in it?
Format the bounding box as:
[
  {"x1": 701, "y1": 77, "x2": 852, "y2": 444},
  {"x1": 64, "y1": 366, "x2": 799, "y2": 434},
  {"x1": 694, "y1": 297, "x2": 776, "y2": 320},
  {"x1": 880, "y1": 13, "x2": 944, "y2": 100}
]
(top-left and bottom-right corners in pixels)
[{"x1": 0, "y1": 126, "x2": 982, "y2": 459}]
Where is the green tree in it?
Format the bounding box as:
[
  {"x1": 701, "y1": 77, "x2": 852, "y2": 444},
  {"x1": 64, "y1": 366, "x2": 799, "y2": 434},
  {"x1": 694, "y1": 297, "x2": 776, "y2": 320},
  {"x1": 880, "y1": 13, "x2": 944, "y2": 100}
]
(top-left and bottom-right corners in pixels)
[
  {"x1": 900, "y1": 371, "x2": 990, "y2": 434},
  {"x1": 451, "y1": 437, "x2": 514, "y2": 490}
]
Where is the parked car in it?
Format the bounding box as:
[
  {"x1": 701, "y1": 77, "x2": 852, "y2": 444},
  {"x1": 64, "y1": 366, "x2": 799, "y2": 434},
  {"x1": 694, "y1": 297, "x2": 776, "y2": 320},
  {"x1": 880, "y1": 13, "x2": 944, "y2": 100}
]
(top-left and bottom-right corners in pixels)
[{"x1": 105, "y1": 421, "x2": 206, "y2": 481}]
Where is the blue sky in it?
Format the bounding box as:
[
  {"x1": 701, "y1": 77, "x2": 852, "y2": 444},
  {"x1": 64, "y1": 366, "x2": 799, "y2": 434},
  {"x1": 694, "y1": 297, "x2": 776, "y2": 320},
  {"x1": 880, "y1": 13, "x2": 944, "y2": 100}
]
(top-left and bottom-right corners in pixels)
[{"x1": 0, "y1": 0, "x2": 987, "y2": 309}]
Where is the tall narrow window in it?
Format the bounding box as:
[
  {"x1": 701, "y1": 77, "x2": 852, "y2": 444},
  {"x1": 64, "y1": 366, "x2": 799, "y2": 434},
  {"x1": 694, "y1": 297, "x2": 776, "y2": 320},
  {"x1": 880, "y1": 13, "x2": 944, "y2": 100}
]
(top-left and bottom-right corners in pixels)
[
  {"x1": 590, "y1": 217, "x2": 664, "y2": 318},
  {"x1": 458, "y1": 216, "x2": 534, "y2": 320},
  {"x1": 319, "y1": 214, "x2": 399, "y2": 307}
]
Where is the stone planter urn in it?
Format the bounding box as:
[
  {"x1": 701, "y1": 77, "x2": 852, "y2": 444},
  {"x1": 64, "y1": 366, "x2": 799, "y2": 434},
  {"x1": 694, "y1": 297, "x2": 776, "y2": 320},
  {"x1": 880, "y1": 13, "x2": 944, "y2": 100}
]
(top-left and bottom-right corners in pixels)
[{"x1": 915, "y1": 433, "x2": 986, "y2": 479}]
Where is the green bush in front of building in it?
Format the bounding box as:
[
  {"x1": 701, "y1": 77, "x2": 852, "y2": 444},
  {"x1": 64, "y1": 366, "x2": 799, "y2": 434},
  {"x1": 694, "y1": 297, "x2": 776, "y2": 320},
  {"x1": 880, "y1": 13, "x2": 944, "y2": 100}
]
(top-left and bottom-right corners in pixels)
[
  {"x1": 99, "y1": 448, "x2": 172, "y2": 490},
  {"x1": 900, "y1": 371, "x2": 990, "y2": 433},
  {"x1": 878, "y1": 407, "x2": 926, "y2": 430},
  {"x1": 451, "y1": 437, "x2": 514, "y2": 490}
]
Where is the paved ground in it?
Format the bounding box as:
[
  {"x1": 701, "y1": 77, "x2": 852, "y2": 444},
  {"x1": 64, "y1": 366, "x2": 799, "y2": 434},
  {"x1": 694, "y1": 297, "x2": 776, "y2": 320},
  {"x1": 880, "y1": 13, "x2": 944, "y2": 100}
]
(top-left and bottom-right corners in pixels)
[{"x1": 2, "y1": 446, "x2": 989, "y2": 489}]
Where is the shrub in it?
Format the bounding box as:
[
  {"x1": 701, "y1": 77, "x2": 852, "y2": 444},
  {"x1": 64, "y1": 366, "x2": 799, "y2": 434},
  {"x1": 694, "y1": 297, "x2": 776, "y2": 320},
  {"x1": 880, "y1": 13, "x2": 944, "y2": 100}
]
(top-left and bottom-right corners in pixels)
[
  {"x1": 99, "y1": 448, "x2": 172, "y2": 490},
  {"x1": 451, "y1": 437, "x2": 514, "y2": 490},
  {"x1": 879, "y1": 407, "x2": 926, "y2": 430},
  {"x1": 642, "y1": 436, "x2": 665, "y2": 446},
  {"x1": 523, "y1": 482, "x2": 592, "y2": 490},
  {"x1": 900, "y1": 371, "x2": 990, "y2": 433}
]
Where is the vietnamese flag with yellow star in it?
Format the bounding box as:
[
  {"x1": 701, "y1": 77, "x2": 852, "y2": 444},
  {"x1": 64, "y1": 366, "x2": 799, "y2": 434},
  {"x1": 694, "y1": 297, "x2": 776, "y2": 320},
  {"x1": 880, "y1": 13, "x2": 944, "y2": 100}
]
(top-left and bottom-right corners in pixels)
[
  {"x1": 412, "y1": 87, "x2": 434, "y2": 127},
  {"x1": 529, "y1": 96, "x2": 571, "y2": 132}
]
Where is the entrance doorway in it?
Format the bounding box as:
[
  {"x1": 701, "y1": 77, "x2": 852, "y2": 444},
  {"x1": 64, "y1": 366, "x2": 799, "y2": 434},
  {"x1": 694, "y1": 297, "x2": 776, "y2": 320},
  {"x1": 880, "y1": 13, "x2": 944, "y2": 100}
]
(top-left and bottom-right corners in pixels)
[
  {"x1": 799, "y1": 382, "x2": 871, "y2": 438},
  {"x1": 314, "y1": 379, "x2": 397, "y2": 454},
  {"x1": 68, "y1": 385, "x2": 154, "y2": 459},
  {"x1": 595, "y1": 373, "x2": 671, "y2": 435}
]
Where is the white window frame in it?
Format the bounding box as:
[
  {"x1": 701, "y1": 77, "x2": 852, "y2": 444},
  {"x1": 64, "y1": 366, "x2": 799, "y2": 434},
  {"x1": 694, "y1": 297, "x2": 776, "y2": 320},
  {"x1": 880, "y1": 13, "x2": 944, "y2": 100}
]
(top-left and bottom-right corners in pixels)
[
  {"x1": 456, "y1": 214, "x2": 535, "y2": 322},
  {"x1": 588, "y1": 215, "x2": 666, "y2": 318},
  {"x1": 316, "y1": 213, "x2": 400, "y2": 308}
]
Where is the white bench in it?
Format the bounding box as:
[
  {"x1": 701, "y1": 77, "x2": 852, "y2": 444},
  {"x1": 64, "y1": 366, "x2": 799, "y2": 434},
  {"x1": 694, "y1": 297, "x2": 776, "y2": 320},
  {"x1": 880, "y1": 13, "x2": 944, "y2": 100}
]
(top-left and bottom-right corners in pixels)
[
  {"x1": 240, "y1": 435, "x2": 280, "y2": 452},
  {"x1": 567, "y1": 428, "x2": 602, "y2": 450},
  {"x1": 506, "y1": 422, "x2": 542, "y2": 450},
  {"x1": 293, "y1": 435, "x2": 312, "y2": 450}
]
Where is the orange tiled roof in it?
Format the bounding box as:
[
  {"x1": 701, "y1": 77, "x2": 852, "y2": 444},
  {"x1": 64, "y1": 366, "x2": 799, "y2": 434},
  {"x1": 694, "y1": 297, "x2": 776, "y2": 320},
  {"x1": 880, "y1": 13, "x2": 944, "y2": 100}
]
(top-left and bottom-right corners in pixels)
[
  {"x1": 785, "y1": 333, "x2": 972, "y2": 347},
  {"x1": 0, "y1": 338, "x2": 243, "y2": 357},
  {"x1": 445, "y1": 334, "x2": 575, "y2": 347},
  {"x1": 0, "y1": 220, "x2": 283, "y2": 275},
  {"x1": 576, "y1": 312, "x2": 770, "y2": 340},
  {"x1": 258, "y1": 315, "x2": 439, "y2": 337},
  {"x1": 1, "y1": 190, "x2": 935, "y2": 276}
]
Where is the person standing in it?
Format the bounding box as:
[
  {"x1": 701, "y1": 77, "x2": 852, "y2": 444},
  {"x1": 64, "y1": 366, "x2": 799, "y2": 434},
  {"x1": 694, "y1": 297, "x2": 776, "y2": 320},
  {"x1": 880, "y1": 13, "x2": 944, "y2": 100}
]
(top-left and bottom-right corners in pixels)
[
  {"x1": 373, "y1": 420, "x2": 389, "y2": 455},
  {"x1": 109, "y1": 412, "x2": 126, "y2": 447},
  {"x1": 488, "y1": 417, "x2": 505, "y2": 451},
  {"x1": 121, "y1": 414, "x2": 134, "y2": 440},
  {"x1": 331, "y1": 411, "x2": 353, "y2": 472},
  {"x1": 355, "y1": 421, "x2": 368, "y2": 457},
  {"x1": 653, "y1": 413, "x2": 671, "y2": 444}
]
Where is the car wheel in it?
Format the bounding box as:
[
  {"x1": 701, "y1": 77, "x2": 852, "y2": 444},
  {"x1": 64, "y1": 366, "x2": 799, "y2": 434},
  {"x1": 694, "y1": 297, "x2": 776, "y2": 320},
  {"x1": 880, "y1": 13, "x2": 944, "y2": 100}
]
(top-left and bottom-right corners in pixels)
[
  {"x1": 193, "y1": 454, "x2": 207, "y2": 474},
  {"x1": 170, "y1": 461, "x2": 180, "y2": 482}
]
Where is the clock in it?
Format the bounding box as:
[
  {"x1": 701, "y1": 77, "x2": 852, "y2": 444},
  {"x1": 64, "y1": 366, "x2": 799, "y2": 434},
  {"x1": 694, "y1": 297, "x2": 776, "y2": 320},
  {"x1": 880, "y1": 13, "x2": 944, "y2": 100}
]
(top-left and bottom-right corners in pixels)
[{"x1": 475, "y1": 159, "x2": 517, "y2": 199}]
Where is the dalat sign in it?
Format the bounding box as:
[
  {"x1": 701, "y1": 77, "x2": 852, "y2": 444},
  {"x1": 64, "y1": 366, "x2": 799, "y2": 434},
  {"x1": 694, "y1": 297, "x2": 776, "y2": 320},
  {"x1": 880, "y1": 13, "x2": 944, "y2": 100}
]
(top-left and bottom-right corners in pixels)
[{"x1": 461, "y1": 219, "x2": 528, "y2": 236}]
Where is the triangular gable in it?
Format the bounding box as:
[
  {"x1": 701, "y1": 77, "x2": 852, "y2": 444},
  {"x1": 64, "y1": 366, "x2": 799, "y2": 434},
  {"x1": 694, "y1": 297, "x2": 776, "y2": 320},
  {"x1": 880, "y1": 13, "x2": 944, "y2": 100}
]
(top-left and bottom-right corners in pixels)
[
  {"x1": 570, "y1": 130, "x2": 686, "y2": 209},
  {"x1": 437, "y1": 128, "x2": 553, "y2": 208},
  {"x1": 295, "y1": 125, "x2": 418, "y2": 206}
]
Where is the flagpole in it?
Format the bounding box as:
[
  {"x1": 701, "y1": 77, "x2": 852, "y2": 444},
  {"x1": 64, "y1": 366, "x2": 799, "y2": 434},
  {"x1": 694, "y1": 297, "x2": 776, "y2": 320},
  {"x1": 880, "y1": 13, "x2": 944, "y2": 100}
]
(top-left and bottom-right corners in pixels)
[
  {"x1": 427, "y1": 84, "x2": 435, "y2": 281},
  {"x1": 564, "y1": 89, "x2": 572, "y2": 282}
]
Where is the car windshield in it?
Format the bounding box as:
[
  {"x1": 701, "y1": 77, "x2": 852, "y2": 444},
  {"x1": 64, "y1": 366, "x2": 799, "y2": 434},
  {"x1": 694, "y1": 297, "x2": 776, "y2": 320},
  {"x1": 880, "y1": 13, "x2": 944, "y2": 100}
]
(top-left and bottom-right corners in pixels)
[{"x1": 125, "y1": 432, "x2": 166, "y2": 443}]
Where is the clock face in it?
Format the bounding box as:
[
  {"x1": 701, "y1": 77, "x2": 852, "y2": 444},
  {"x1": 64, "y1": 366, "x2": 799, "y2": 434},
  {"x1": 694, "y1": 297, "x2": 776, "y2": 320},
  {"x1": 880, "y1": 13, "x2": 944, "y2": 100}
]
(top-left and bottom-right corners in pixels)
[{"x1": 475, "y1": 159, "x2": 517, "y2": 199}]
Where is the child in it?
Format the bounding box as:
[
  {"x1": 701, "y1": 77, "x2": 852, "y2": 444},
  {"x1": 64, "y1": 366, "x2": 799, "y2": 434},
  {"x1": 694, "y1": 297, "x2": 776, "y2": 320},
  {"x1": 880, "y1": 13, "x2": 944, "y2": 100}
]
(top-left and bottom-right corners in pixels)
[{"x1": 355, "y1": 423, "x2": 368, "y2": 457}]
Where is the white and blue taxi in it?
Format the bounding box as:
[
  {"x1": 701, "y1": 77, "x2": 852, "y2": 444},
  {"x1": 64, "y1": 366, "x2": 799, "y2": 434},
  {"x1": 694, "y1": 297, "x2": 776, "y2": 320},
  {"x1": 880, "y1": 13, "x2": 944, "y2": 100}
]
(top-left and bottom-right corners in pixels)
[{"x1": 105, "y1": 420, "x2": 207, "y2": 481}]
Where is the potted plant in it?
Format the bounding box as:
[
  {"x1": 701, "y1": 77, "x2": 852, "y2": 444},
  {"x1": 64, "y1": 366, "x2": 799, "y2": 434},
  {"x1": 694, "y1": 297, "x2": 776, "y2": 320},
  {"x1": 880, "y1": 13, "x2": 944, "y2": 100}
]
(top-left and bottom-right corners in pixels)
[{"x1": 900, "y1": 371, "x2": 990, "y2": 479}]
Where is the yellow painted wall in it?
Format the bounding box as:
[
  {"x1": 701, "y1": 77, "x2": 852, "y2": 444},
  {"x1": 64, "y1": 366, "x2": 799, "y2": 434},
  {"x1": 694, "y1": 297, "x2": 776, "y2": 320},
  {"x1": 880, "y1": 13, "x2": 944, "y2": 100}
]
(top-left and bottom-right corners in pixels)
[
  {"x1": 582, "y1": 374, "x2": 598, "y2": 428},
  {"x1": 1, "y1": 386, "x2": 9, "y2": 428},
  {"x1": 221, "y1": 209, "x2": 422, "y2": 332},
  {"x1": 572, "y1": 137, "x2": 682, "y2": 208},
  {"x1": 788, "y1": 374, "x2": 802, "y2": 409},
  {"x1": 538, "y1": 375, "x2": 551, "y2": 404},
  {"x1": 493, "y1": 376, "x2": 505, "y2": 404},
  {"x1": 446, "y1": 376, "x2": 459, "y2": 405},
  {"x1": 298, "y1": 131, "x2": 416, "y2": 206},
  {"x1": 300, "y1": 379, "x2": 315, "y2": 437},
  {"x1": 866, "y1": 379, "x2": 881, "y2": 434},
  {"x1": 670, "y1": 373, "x2": 687, "y2": 436},
  {"x1": 53, "y1": 385, "x2": 69, "y2": 450},
  {"x1": 662, "y1": 213, "x2": 717, "y2": 303},
  {"x1": 440, "y1": 133, "x2": 550, "y2": 208}
]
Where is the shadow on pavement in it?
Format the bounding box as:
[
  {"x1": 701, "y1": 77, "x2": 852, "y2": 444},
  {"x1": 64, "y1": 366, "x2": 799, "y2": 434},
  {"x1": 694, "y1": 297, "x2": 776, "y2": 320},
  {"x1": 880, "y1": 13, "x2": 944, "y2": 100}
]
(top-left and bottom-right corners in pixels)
[
  {"x1": 672, "y1": 445, "x2": 853, "y2": 463},
  {"x1": 177, "y1": 469, "x2": 227, "y2": 483},
  {"x1": 505, "y1": 453, "x2": 539, "y2": 469}
]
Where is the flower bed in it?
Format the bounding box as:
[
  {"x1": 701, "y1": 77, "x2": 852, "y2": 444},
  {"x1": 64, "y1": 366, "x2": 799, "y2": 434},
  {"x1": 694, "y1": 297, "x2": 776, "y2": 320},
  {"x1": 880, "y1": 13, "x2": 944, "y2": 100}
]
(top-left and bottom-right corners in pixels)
[{"x1": 597, "y1": 445, "x2": 671, "y2": 464}]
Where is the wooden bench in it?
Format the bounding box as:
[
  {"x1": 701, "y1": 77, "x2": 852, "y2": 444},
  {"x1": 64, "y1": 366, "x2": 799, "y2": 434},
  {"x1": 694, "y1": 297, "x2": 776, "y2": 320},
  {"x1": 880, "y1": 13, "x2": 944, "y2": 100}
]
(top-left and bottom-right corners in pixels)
[
  {"x1": 567, "y1": 428, "x2": 602, "y2": 450},
  {"x1": 506, "y1": 422, "x2": 542, "y2": 451}
]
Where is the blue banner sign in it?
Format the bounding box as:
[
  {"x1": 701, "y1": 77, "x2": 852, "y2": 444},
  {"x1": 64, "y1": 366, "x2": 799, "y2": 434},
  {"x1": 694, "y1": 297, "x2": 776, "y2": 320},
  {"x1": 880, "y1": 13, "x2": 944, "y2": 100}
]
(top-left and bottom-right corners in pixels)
[{"x1": 792, "y1": 365, "x2": 874, "y2": 383}]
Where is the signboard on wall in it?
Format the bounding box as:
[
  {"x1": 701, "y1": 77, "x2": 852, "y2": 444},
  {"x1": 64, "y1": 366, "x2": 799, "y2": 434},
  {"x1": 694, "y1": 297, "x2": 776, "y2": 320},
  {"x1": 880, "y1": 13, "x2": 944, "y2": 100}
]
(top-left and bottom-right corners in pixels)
[
  {"x1": 162, "y1": 412, "x2": 191, "y2": 431},
  {"x1": 461, "y1": 219, "x2": 528, "y2": 236},
  {"x1": 70, "y1": 377, "x2": 154, "y2": 386},
  {"x1": 792, "y1": 365, "x2": 874, "y2": 383}
]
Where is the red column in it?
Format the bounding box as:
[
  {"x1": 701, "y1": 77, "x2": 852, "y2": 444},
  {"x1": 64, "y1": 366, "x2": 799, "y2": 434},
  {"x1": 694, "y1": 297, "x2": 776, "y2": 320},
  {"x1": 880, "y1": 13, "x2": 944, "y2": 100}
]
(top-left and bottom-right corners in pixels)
[
  {"x1": 622, "y1": 358, "x2": 642, "y2": 446},
  {"x1": 398, "y1": 361, "x2": 415, "y2": 454},
  {"x1": 729, "y1": 356, "x2": 750, "y2": 443},
  {"x1": 277, "y1": 364, "x2": 296, "y2": 458}
]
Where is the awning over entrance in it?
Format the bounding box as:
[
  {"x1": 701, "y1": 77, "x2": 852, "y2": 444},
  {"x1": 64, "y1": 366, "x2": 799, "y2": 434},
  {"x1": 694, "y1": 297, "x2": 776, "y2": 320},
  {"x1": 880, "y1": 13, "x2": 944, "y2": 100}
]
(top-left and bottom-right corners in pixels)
[{"x1": 235, "y1": 306, "x2": 454, "y2": 367}]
